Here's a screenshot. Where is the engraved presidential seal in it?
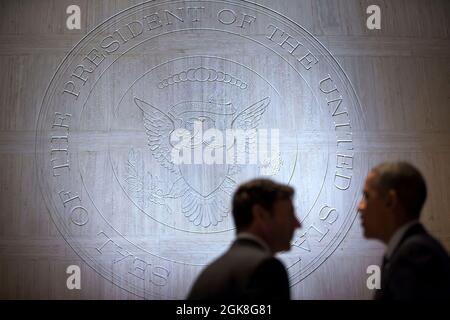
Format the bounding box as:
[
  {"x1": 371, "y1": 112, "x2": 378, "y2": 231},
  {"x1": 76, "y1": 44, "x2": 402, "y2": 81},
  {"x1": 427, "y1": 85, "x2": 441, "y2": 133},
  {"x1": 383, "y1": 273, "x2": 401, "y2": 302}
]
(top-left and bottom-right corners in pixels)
[{"x1": 36, "y1": 0, "x2": 366, "y2": 299}]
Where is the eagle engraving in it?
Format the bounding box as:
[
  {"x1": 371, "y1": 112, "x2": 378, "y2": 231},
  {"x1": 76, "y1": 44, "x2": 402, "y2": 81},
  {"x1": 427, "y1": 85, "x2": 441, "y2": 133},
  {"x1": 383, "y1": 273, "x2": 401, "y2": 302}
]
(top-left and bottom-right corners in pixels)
[{"x1": 134, "y1": 96, "x2": 270, "y2": 227}]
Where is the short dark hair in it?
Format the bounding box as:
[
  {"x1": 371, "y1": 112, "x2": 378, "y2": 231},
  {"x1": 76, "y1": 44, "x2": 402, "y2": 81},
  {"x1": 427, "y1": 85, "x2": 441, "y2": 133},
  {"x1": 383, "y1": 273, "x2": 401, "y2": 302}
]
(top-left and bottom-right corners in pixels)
[
  {"x1": 232, "y1": 178, "x2": 294, "y2": 232},
  {"x1": 372, "y1": 162, "x2": 427, "y2": 218}
]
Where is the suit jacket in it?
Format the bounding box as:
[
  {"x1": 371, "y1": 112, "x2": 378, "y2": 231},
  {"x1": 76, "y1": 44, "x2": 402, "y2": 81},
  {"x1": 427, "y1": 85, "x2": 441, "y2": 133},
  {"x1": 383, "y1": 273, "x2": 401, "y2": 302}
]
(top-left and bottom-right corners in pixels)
[
  {"x1": 187, "y1": 238, "x2": 290, "y2": 300},
  {"x1": 375, "y1": 223, "x2": 450, "y2": 300}
]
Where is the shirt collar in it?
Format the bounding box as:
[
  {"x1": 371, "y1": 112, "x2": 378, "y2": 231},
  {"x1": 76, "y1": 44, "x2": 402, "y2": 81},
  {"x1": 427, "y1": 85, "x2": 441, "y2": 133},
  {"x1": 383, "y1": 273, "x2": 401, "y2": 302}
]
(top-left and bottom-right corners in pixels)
[
  {"x1": 236, "y1": 232, "x2": 271, "y2": 254},
  {"x1": 385, "y1": 220, "x2": 420, "y2": 259}
]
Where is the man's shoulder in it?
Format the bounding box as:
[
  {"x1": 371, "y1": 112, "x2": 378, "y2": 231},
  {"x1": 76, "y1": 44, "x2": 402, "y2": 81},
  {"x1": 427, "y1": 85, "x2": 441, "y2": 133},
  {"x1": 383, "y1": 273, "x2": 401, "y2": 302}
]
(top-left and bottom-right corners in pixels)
[
  {"x1": 395, "y1": 225, "x2": 450, "y2": 267},
  {"x1": 384, "y1": 224, "x2": 450, "y2": 300},
  {"x1": 187, "y1": 245, "x2": 279, "y2": 300},
  {"x1": 196, "y1": 242, "x2": 271, "y2": 277},
  {"x1": 246, "y1": 256, "x2": 290, "y2": 300},
  {"x1": 401, "y1": 227, "x2": 447, "y2": 252},
  {"x1": 252, "y1": 256, "x2": 288, "y2": 275}
]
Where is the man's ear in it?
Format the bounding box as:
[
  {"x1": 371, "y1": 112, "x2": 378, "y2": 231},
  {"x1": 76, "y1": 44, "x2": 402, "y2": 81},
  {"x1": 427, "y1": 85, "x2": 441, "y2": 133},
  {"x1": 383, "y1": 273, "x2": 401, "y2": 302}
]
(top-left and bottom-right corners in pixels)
[
  {"x1": 252, "y1": 204, "x2": 269, "y2": 223},
  {"x1": 386, "y1": 189, "x2": 398, "y2": 209}
]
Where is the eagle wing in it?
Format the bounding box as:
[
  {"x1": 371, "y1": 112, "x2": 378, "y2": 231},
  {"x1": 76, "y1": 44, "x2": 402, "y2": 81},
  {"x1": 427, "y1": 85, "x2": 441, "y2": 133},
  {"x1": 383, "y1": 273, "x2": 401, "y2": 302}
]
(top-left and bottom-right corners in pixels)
[
  {"x1": 134, "y1": 97, "x2": 178, "y2": 174},
  {"x1": 228, "y1": 97, "x2": 270, "y2": 167},
  {"x1": 231, "y1": 97, "x2": 270, "y2": 130}
]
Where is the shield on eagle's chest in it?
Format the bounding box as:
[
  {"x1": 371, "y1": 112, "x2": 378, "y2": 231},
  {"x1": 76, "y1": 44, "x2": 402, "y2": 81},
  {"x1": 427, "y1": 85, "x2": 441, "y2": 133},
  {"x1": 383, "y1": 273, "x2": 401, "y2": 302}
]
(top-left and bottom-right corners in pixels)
[
  {"x1": 179, "y1": 163, "x2": 229, "y2": 197},
  {"x1": 173, "y1": 102, "x2": 235, "y2": 197}
]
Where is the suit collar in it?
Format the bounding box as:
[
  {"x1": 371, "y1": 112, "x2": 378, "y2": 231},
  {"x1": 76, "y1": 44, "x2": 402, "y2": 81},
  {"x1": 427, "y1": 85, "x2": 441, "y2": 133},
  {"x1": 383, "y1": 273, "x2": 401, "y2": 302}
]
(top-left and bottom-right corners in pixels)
[
  {"x1": 235, "y1": 232, "x2": 271, "y2": 254},
  {"x1": 386, "y1": 221, "x2": 425, "y2": 260},
  {"x1": 385, "y1": 220, "x2": 420, "y2": 260}
]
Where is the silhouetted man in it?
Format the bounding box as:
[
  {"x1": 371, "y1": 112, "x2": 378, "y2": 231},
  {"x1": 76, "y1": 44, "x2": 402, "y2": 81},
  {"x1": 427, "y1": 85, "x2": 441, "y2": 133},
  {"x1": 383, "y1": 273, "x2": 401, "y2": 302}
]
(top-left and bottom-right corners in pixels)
[
  {"x1": 358, "y1": 162, "x2": 450, "y2": 300},
  {"x1": 187, "y1": 178, "x2": 301, "y2": 300}
]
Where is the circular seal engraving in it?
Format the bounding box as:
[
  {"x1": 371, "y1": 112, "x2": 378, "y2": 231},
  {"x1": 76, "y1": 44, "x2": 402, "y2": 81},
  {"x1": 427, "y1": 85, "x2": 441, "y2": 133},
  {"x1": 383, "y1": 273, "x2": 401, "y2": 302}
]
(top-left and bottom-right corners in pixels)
[{"x1": 36, "y1": 0, "x2": 366, "y2": 298}]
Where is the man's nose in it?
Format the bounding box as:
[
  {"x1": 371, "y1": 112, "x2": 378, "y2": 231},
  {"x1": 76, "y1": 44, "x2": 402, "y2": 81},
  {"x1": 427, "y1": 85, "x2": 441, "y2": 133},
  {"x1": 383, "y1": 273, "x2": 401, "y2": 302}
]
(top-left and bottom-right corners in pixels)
[
  {"x1": 357, "y1": 199, "x2": 365, "y2": 213},
  {"x1": 294, "y1": 216, "x2": 301, "y2": 229}
]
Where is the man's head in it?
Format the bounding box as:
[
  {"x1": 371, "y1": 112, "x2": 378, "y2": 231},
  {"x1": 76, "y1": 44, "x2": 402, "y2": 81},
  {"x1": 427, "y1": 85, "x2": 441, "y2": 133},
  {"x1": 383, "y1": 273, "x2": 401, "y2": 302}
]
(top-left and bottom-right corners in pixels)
[
  {"x1": 358, "y1": 162, "x2": 427, "y2": 243},
  {"x1": 232, "y1": 178, "x2": 301, "y2": 253}
]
